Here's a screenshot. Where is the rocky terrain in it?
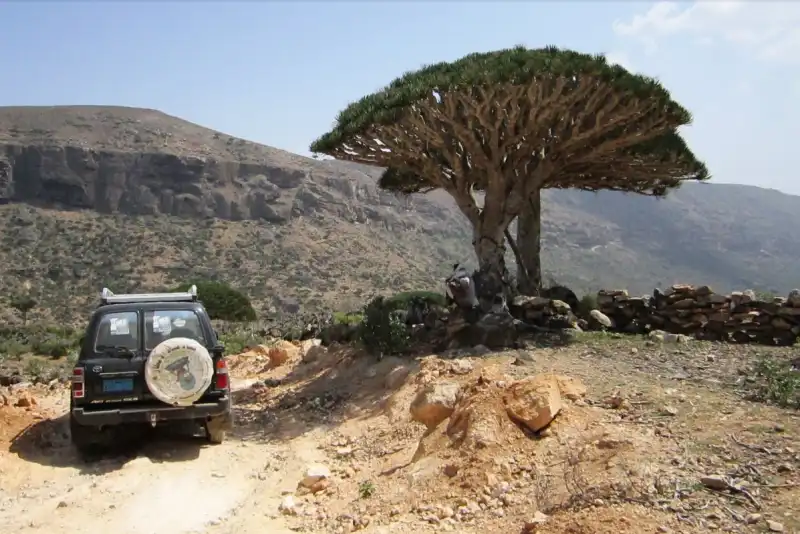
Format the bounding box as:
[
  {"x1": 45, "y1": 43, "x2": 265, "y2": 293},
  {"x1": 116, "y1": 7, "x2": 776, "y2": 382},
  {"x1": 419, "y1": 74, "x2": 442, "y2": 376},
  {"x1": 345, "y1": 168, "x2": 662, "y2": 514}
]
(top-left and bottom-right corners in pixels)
[
  {"x1": 2, "y1": 106, "x2": 800, "y2": 323},
  {"x1": 1, "y1": 334, "x2": 798, "y2": 534}
]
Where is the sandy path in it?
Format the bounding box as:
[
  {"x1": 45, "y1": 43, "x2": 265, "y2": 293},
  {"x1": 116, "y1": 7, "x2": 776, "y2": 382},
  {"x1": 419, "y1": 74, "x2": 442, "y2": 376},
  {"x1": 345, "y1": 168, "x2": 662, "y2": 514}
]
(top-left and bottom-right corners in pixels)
[{"x1": 0, "y1": 379, "x2": 328, "y2": 534}]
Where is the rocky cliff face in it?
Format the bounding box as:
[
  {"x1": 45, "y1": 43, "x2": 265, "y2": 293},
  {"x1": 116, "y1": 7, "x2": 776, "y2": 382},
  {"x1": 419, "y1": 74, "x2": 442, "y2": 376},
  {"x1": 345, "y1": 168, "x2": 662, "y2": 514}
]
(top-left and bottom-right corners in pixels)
[{"x1": 0, "y1": 143, "x2": 456, "y2": 227}]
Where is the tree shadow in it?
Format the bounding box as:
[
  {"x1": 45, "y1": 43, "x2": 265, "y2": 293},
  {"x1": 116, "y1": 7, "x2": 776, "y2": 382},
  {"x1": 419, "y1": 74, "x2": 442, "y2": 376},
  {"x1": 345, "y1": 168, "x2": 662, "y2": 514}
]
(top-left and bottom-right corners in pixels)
[
  {"x1": 230, "y1": 345, "x2": 422, "y2": 446},
  {"x1": 9, "y1": 413, "x2": 208, "y2": 475}
]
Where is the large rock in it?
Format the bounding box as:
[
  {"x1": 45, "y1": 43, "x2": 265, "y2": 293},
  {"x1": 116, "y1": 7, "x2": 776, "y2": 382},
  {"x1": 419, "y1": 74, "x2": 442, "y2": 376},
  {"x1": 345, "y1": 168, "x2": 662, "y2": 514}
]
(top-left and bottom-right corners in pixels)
[
  {"x1": 410, "y1": 382, "x2": 461, "y2": 430},
  {"x1": 503, "y1": 375, "x2": 563, "y2": 433},
  {"x1": 588, "y1": 309, "x2": 613, "y2": 329}
]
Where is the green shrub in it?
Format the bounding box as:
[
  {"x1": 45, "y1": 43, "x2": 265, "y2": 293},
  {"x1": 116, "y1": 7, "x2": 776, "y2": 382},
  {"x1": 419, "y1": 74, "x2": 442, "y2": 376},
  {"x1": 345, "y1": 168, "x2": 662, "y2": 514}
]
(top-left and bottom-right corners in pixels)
[
  {"x1": 359, "y1": 296, "x2": 409, "y2": 356},
  {"x1": 0, "y1": 340, "x2": 28, "y2": 358},
  {"x1": 576, "y1": 293, "x2": 598, "y2": 317},
  {"x1": 748, "y1": 357, "x2": 799, "y2": 409},
  {"x1": 218, "y1": 331, "x2": 263, "y2": 355},
  {"x1": 384, "y1": 291, "x2": 446, "y2": 311},
  {"x1": 173, "y1": 281, "x2": 257, "y2": 322},
  {"x1": 333, "y1": 312, "x2": 363, "y2": 326}
]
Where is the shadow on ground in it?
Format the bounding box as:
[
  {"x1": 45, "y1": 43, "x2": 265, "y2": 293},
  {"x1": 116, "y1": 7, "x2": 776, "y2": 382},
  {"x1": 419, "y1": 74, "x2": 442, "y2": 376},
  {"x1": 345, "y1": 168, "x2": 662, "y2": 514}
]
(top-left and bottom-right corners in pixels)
[
  {"x1": 231, "y1": 345, "x2": 422, "y2": 445},
  {"x1": 9, "y1": 413, "x2": 210, "y2": 474}
]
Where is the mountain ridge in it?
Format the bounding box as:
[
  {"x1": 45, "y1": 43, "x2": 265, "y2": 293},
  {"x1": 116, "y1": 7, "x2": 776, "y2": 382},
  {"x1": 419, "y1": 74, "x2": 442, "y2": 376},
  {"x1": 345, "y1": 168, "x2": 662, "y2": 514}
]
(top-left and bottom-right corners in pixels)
[{"x1": 0, "y1": 106, "x2": 797, "y2": 324}]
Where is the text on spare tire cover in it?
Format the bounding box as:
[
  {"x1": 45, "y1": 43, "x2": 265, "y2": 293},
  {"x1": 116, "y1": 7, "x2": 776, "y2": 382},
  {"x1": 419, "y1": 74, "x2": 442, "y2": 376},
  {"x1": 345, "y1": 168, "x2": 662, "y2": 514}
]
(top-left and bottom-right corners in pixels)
[{"x1": 149, "y1": 340, "x2": 213, "y2": 405}]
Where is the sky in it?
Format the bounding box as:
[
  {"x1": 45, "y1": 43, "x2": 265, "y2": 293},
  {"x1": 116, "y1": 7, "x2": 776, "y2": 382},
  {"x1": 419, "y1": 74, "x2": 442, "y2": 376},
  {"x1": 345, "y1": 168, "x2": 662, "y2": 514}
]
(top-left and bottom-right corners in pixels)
[{"x1": 0, "y1": 1, "x2": 797, "y2": 194}]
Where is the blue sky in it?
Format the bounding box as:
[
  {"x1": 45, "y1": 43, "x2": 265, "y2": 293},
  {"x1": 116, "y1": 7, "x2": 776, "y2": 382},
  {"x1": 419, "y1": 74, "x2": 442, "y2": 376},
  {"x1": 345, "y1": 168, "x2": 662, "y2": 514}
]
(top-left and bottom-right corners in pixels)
[{"x1": 1, "y1": 1, "x2": 797, "y2": 194}]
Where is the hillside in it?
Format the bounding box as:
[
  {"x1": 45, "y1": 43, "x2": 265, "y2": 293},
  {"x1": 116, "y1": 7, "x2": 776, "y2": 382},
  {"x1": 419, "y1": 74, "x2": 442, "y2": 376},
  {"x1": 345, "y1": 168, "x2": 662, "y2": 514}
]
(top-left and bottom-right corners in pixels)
[{"x1": 0, "y1": 106, "x2": 798, "y2": 324}]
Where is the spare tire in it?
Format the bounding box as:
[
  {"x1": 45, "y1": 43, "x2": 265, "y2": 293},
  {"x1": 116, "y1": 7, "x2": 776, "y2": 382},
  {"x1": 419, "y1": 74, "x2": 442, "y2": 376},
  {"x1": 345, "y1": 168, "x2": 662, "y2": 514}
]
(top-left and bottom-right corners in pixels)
[{"x1": 145, "y1": 337, "x2": 214, "y2": 407}]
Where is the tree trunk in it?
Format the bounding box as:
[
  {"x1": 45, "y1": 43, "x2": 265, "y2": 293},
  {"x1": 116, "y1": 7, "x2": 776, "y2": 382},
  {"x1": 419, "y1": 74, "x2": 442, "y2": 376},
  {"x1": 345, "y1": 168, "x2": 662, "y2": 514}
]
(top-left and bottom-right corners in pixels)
[
  {"x1": 516, "y1": 187, "x2": 543, "y2": 296},
  {"x1": 472, "y1": 221, "x2": 510, "y2": 314}
]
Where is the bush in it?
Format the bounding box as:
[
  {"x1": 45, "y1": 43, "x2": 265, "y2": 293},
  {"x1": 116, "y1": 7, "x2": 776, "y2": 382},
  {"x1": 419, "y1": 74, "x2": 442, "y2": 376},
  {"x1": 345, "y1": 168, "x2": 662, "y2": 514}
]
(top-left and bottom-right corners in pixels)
[
  {"x1": 576, "y1": 294, "x2": 598, "y2": 318},
  {"x1": 748, "y1": 357, "x2": 799, "y2": 409},
  {"x1": 173, "y1": 281, "x2": 256, "y2": 322},
  {"x1": 384, "y1": 291, "x2": 447, "y2": 311},
  {"x1": 0, "y1": 325, "x2": 80, "y2": 358},
  {"x1": 333, "y1": 312, "x2": 364, "y2": 326},
  {"x1": 359, "y1": 296, "x2": 409, "y2": 356},
  {"x1": 218, "y1": 331, "x2": 262, "y2": 355}
]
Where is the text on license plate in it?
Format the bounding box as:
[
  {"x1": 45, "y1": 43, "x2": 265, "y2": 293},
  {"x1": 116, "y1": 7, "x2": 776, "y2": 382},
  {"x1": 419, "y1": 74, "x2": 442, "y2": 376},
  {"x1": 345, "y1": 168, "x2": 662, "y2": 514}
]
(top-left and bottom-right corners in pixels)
[{"x1": 103, "y1": 378, "x2": 134, "y2": 393}]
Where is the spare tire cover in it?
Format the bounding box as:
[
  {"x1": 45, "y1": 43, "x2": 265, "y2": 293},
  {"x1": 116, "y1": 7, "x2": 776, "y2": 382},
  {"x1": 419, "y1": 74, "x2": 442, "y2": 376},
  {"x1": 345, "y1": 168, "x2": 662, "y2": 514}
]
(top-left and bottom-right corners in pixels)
[{"x1": 145, "y1": 337, "x2": 214, "y2": 406}]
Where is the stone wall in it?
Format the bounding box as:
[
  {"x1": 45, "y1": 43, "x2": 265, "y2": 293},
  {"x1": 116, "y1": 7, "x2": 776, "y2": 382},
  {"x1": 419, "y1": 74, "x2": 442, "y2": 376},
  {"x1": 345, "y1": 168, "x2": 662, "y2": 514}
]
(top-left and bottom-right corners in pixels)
[{"x1": 596, "y1": 285, "x2": 800, "y2": 346}]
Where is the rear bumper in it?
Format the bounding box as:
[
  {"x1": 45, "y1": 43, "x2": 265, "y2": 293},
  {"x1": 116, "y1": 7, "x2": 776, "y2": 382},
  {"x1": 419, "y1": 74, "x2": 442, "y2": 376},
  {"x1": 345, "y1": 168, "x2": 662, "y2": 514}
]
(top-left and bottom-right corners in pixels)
[{"x1": 71, "y1": 396, "x2": 231, "y2": 427}]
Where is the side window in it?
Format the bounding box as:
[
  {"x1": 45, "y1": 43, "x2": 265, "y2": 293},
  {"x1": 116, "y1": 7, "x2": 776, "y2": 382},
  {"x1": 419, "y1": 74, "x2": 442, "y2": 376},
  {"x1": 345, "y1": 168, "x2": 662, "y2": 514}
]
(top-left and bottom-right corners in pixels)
[
  {"x1": 145, "y1": 310, "x2": 206, "y2": 349},
  {"x1": 94, "y1": 312, "x2": 139, "y2": 351}
]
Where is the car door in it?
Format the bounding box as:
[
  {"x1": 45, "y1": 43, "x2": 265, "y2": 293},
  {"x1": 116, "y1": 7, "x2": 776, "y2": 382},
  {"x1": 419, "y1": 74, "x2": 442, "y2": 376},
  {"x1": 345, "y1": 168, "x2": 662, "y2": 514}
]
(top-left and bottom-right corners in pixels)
[{"x1": 80, "y1": 310, "x2": 149, "y2": 406}]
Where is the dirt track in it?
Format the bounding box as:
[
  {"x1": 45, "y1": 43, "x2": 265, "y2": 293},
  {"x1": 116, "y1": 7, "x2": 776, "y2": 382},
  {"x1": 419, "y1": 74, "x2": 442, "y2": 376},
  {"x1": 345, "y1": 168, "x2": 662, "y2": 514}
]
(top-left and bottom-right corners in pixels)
[{"x1": 0, "y1": 378, "x2": 322, "y2": 534}]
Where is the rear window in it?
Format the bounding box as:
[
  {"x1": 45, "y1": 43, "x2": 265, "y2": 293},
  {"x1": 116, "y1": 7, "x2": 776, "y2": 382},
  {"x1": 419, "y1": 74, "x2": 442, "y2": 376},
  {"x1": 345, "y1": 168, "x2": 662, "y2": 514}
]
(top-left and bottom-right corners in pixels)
[
  {"x1": 144, "y1": 310, "x2": 207, "y2": 350},
  {"x1": 94, "y1": 311, "x2": 140, "y2": 352}
]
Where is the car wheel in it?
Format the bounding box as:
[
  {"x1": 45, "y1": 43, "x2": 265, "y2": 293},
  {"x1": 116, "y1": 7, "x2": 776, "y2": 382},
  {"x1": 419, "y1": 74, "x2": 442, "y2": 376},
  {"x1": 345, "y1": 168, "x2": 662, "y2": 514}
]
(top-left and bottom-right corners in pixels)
[
  {"x1": 205, "y1": 416, "x2": 227, "y2": 444},
  {"x1": 69, "y1": 416, "x2": 104, "y2": 456}
]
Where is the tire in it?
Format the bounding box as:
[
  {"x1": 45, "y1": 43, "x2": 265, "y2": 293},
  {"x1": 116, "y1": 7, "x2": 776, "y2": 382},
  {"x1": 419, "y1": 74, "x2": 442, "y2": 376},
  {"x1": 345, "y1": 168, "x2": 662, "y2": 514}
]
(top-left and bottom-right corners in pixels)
[
  {"x1": 70, "y1": 416, "x2": 104, "y2": 456},
  {"x1": 145, "y1": 337, "x2": 214, "y2": 407},
  {"x1": 205, "y1": 397, "x2": 233, "y2": 445}
]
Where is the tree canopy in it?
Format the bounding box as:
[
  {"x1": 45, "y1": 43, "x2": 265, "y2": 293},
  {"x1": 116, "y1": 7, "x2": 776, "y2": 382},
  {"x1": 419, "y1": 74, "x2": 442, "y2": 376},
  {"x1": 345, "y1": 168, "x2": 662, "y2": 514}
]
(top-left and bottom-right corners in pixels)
[
  {"x1": 310, "y1": 45, "x2": 709, "y2": 303},
  {"x1": 312, "y1": 46, "x2": 707, "y2": 222}
]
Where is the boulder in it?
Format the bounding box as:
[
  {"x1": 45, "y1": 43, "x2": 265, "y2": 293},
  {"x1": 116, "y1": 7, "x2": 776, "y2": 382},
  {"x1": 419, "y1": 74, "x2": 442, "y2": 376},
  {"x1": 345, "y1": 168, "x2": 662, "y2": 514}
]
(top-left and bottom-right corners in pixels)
[
  {"x1": 410, "y1": 382, "x2": 461, "y2": 429},
  {"x1": 588, "y1": 309, "x2": 613, "y2": 330},
  {"x1": 503, "y1": 375, "x2": 563, "y2": 433}
]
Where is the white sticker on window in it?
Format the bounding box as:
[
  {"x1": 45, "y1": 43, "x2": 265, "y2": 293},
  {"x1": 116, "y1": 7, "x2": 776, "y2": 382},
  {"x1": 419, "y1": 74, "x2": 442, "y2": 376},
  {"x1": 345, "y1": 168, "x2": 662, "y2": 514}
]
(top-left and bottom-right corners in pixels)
[
  {"x1": 110, "y1": 317, "x2": 130, "y2": 336},
  {"x1": 153, "y1": 315, "x2": 173, "y2": 335},
  {"x1": 173, "y1": 318, "x2": 186, "y2": 328}
]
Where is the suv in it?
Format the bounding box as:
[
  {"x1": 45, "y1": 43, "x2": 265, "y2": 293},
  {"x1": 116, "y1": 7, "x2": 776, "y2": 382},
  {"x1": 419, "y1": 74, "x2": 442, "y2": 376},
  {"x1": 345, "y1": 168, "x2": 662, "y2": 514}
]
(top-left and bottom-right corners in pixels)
[{"x1": 69, "y1": 285, "x2": 232, "y2": 454}]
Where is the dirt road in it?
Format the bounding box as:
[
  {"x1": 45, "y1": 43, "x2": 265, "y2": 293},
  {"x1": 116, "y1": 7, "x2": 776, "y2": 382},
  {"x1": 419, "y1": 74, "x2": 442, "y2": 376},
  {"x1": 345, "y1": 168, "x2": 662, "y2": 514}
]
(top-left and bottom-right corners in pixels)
[{"x1": 0, "y1": 379, "x2": 325, "y2": 534}]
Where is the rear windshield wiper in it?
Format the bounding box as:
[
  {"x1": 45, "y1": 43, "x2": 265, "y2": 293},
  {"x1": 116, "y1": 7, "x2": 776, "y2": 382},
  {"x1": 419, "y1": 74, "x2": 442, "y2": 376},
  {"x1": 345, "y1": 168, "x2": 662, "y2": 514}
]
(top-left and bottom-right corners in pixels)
[{"x1": 96, "y1": 345, "x2": 136, "y2": 357}]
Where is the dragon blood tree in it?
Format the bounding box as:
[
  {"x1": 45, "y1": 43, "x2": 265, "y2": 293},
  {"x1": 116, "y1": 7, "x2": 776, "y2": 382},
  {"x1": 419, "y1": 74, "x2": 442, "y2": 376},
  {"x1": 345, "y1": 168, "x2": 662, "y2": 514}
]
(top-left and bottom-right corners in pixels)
[{"x1": 310, "y1": 46, "x2": 708, "y2": 310}]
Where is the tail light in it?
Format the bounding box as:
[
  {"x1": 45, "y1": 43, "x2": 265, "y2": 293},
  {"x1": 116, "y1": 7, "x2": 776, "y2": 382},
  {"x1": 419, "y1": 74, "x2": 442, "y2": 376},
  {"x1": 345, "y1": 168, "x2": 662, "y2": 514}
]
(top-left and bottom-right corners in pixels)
[
  {"x1": 72, "y1": 367, "x2": 85, "y2": 399},
  {"x1": 215, "y1": 359, "x2": 228, "y2": 390}
]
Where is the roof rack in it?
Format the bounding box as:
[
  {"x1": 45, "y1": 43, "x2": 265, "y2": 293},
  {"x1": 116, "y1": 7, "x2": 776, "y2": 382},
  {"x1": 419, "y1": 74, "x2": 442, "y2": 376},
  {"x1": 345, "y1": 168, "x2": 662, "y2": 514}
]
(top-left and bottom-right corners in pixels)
[{"x1": 100, "y1": 285, "x2": 198, "y2": 305}]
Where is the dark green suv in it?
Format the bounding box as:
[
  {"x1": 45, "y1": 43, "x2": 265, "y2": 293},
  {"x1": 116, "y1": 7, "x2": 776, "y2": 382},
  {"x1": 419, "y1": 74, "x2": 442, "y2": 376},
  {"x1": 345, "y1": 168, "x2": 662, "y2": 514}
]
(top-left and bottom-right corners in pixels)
[{"x1": 70, "y1": 286, "x2": 232, "y2": 454}]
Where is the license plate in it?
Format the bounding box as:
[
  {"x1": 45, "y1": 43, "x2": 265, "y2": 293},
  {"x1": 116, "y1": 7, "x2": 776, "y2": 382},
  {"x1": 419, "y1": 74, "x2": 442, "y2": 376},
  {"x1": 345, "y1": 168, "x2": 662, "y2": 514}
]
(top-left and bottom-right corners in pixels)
[{"x1": 103, "y1": 378, "x2": 134, "y2": 393}]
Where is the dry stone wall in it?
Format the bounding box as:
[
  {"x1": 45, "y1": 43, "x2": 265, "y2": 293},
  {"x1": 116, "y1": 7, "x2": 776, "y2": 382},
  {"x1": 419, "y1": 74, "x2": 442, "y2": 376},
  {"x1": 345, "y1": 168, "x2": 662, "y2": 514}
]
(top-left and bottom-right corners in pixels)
[{"x1": 596, "y1": 285, "x2": 800, "y2": 346}]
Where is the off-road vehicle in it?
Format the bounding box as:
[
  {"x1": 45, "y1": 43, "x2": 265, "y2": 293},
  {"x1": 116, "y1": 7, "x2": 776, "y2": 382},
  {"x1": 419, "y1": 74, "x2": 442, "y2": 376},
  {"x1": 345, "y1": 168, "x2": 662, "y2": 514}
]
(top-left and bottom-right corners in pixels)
[{"x1": 69, "y1": 285, "x2": 232, "y2": 454}]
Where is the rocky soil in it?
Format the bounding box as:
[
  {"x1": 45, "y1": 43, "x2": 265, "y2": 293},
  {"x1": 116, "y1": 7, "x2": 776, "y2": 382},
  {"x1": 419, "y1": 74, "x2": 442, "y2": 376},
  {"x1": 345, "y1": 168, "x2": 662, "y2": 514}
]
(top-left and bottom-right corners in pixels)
[{"x1": 1, "y1": 335, "x2": 798, "y2": 534}]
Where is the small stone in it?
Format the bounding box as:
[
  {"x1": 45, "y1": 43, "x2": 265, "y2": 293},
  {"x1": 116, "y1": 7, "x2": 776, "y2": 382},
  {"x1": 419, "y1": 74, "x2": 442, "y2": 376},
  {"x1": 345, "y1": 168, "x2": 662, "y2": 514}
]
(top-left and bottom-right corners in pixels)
[
  {"x1": 767, "y1": 520, "x2": 784, "y2": 532},
  {"x1": 299, "y1": 464, "x2": 331, "y2": 491},
  {"x1": 279, "y1": 495, "x2": 297, "y2": 515},
  {"x1": 437, "y1": 506, "x2": 454, "y2": 519},
  {"x1": 449, "y1": 359, "x2": 474, "y2": 375},
  {"x1": 662, "y1": 405, "x2": 679, "y2": 416},
  {"x1": 385, "y1": 366, "x2": 411, "y2": 389},
  {"x1": 700, "y1": 475, "x2": 729, "y2": 491},
  {"x1": 443, "y1": 464, "x2": 459, "y2": 478},
  {"x1": 706, "y1": 354, "x2": 716, "y2": 362},
  {"x1": 56, "y1": 501, "x2": 67, "y2": 508},
  {"x1": 745, "y1": 513, "x2": 762, "y2": 524}
]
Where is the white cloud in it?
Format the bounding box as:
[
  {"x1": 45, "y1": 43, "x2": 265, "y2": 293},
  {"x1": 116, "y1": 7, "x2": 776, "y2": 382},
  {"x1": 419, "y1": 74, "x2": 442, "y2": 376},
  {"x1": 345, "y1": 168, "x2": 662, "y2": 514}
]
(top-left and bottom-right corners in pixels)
[
  {"x1": 604, "y1": 51, "x2": 634, "y2": 71},
  {"x1": 613, "y1": 1, "x2": 800, "y2": 64}
]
